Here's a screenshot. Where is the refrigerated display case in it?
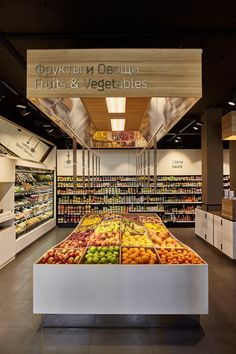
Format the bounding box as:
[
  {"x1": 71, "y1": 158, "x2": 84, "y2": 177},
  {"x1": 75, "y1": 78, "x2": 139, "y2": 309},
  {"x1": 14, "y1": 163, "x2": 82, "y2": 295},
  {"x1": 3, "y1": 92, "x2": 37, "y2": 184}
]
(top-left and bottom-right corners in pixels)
[{"x1": 14, "y1": 168, "x2": 54, "y2": 238}]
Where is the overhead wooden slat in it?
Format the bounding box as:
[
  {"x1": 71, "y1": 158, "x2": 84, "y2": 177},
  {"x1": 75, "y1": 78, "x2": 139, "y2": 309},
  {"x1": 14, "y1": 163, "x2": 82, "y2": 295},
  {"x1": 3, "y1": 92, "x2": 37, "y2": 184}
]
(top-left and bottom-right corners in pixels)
[{"x1": 125, "y1": 97, "x2": 151, "y2": 130}]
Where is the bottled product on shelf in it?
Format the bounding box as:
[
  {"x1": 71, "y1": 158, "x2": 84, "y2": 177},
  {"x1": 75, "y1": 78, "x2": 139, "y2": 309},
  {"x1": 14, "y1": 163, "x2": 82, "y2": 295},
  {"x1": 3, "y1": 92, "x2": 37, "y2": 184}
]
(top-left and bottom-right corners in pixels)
[
  {"x1": 56, "y1": 175, "x2": 203, "y2": 226},
  {"x1": 14, "y1": 168, "x2": 54, "y2": 237}
]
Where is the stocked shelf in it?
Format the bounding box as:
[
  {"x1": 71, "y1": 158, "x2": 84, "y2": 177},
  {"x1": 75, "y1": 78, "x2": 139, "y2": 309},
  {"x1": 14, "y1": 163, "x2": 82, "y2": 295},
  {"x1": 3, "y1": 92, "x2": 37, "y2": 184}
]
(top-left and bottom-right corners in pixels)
[
  {"x1": 16, "y1": 212, "x2": 54, "y2": 237},
  {"x1": 56, "y1": 175, "x2": 202, "y2": 226},
  {"x1": 15, "y1": 168, "x2": 54, "y2": 237}
]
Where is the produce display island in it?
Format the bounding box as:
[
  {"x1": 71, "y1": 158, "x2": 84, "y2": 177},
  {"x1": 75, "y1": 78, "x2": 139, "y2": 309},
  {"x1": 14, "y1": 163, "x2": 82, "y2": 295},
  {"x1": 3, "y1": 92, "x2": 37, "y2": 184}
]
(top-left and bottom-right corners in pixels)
[{"x1": 34, "y1": 213, "x2": 208, "y2": 317}]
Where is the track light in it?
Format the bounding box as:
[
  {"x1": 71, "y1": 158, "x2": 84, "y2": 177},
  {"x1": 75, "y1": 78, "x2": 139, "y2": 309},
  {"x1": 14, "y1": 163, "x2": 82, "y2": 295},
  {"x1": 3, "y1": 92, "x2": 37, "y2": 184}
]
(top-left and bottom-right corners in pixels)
[
  {"x1": 21, "y1": 109, "x2": 31, "y2": 117},
  {"x1": 47, "y1": 128, "x2": 54, "y2": 134},
  {"x1": 193, "y1": 126, "x2": 199, "y2": 131},
  {"x1": 196, "y1": 121, "x2": 203, "y2": 126},
  {"x1": 175, "y1": 139, "x2": 179, "y2": 143}
]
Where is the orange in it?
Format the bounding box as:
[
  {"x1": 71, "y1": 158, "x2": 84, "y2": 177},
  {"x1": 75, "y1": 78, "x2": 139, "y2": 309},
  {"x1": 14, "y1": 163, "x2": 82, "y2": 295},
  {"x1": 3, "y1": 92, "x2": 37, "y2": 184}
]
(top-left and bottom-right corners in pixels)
[
  {"x1": 130, "y1": 261, "x2": 136, "y2": 264},
  {"x1": 130, "y1": 254, "x2": 136, "y2": 260},
  {"x1": 122, "y1": 247, "x2": 128, "y2": 253},
  {"x1": 142, "y1": 255, "x2": 150, "y2": 264},
  {"x1": 135, "y1": 257, "x2": 143, "y2": 264}
]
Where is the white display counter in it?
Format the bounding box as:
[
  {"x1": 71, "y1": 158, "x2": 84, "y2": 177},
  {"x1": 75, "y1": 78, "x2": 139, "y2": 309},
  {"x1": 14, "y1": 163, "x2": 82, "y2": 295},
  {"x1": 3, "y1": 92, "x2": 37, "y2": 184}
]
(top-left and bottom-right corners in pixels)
[
  {"x1": 195, "y1": 208, "x2": 236, "y2": 259},
  {"x1": 33, "y1": 263, "x2": 208, "y2": 315}
]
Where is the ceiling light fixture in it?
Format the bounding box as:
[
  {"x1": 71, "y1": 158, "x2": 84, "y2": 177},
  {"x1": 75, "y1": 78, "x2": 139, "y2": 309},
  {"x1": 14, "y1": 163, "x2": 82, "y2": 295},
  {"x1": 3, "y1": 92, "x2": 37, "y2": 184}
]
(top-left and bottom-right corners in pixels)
[
  {"x1": 175, "y1": 139, "x2": 179, "y2": 143},
  {"x1": 111, "y1": 118, "x2": 126, "y2": 131},
  {"x1": 21, "y1": 110, "x2": 31, "y2": 117},
  {"x1": 16, "y1": 104, "x2": 27, "y2": 109},
  {"x1": 228, "y1": 91, "x2": 236, "y2": 106},
  {"x1": 193, "y1": 126, "x2": 199, "y2": 131},
  {"x1": 196, "y1": 121, "x2": 203, "y2": 126},
  {"x1": 106, "y1": 97, "x2": 126, "y2": 113}
]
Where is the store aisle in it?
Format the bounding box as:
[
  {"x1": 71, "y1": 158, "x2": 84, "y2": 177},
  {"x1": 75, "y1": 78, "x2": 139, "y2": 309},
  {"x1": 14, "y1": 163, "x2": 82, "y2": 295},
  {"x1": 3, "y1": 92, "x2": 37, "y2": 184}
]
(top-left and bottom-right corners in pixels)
[{"x1": 0, "y1": 227, "x2": 236, "y2": 354}]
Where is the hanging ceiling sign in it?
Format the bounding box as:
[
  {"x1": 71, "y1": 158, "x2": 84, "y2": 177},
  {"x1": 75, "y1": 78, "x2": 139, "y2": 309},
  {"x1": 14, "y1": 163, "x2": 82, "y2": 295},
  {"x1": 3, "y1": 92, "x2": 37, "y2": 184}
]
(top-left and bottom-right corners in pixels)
[{"x1": 27, "y1": 49, "x2": 202, "y2": 98}]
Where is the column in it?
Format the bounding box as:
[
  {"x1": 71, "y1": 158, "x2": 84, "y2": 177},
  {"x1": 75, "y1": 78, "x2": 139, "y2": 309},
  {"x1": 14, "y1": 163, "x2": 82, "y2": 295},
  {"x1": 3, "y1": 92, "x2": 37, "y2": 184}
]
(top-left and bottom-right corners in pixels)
[
  {"x1": 201, "y1": 108, "x2": 223, "y2": 211},
  {"x1": 229, "y1": 141, "x2": 236, "y2": 193}
]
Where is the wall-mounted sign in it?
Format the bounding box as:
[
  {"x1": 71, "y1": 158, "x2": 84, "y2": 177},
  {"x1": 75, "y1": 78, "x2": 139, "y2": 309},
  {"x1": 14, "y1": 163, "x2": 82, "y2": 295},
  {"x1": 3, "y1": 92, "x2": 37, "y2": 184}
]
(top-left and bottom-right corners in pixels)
[
  {"x1": 0, "y1": 117, "x2": 50, "y2": 162},
  {"x1": 171, "y1": 159, "x2": 184, "y2": 169},
  {"x1": 27, "y1": 49, "x2": 202, "y2": 98}
]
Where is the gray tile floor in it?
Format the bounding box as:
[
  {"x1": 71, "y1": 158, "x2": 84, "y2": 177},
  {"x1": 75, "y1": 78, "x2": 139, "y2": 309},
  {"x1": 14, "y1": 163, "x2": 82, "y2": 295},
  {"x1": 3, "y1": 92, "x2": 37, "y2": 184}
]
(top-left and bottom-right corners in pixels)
[{"x1": 0, "y1": 227, "x2": 236, "y2": 353}]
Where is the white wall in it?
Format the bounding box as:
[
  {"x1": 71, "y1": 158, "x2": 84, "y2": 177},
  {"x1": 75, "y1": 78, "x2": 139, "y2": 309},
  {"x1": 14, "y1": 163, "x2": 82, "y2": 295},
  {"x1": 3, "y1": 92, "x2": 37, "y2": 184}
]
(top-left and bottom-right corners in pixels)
[
  {"x1": 57, "y1": 149, "x2": 204, "y2": 176},
  {"x1": 57, "y1": 148, "x2": 230, "y2": 176}
]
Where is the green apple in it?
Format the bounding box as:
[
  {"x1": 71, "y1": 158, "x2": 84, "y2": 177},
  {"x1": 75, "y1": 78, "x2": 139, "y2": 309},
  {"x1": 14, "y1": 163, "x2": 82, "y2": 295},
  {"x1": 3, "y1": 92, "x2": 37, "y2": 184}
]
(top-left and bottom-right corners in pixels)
[{"x1": 87, "y1": 257, "x2": 93, "y2": 264}]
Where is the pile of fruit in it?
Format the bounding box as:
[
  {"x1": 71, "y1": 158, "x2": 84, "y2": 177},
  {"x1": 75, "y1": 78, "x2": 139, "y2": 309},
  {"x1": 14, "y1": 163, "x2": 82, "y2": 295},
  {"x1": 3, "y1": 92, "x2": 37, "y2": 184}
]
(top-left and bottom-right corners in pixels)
[
  {"x1": 140, "y1": 216, "x2": 162, "y2": 224},
  {"x1": 39, "y1": 248, "x2": 84, "y2": 264},
  {"x1": 57, "y1": 229, "x2": 93, "y2": 248},
  {"x1": 89, "y1": 219, "x2": 120, "y2": 246},
  {"x1": 38, "y1": 213, "x2": 205, "y2": 266},
  {"x1": 121, "y1": 234, "x2": 153, "y2": 247},
  {"x1": 121, "y1": 247, "x2": 158, "y2": 264},
  {"x1": 80, "y1": 215, "x2": 101, "y2": 226},
  {"x1": 83, "y1": 246, "x2": 119, "y2": 264},
  {"x1": 158, "y1": 249, "x2": 204, "y2": 264},
  {"x1": 144, "y1": 223, "x2": 182, "y2": 249}
]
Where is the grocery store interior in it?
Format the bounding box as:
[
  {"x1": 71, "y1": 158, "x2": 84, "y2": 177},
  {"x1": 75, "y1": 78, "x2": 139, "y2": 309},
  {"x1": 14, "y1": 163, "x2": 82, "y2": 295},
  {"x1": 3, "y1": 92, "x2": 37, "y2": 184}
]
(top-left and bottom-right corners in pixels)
[{"x1": 1, "y1": 2, "x2": 236, "y2": 354}]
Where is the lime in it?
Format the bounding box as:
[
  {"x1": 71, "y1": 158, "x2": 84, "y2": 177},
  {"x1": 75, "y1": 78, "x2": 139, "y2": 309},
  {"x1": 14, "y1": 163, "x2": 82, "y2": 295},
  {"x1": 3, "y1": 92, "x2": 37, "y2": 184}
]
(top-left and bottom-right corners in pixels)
[
  {"x1": 93, "y1": 257, "x2": 99, "y2": 264},
  {"x1": 100, "y1": 257, "x2": 107, "y2": 264},
  {"x1": 90, "y1": 246, "x2": 96, "y2": 253},
  {"x1": 87, "y1": 257, "x2": 93, "y2": 264}
]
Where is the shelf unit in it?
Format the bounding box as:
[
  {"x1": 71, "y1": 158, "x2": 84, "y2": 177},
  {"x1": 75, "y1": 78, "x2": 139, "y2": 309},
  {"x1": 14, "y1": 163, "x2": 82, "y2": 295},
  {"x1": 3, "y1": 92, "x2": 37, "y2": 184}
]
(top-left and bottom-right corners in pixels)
[
  {"x1": 0, "y1": 157, "x2": 16, "y2": 268},
  {"x1": 56, "y1": 175, "x2": 203, "y2": 226},
  {"x1": 14, "y1": 168, "x2": 54, "y2": 238}
]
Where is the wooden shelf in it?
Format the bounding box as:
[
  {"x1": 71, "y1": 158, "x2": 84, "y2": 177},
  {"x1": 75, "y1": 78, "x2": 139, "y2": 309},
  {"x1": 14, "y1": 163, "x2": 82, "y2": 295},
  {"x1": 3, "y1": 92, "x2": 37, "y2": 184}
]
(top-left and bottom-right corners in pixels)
[{"x1": 0, "y1": 211, "x2": 15, "y2": 224}]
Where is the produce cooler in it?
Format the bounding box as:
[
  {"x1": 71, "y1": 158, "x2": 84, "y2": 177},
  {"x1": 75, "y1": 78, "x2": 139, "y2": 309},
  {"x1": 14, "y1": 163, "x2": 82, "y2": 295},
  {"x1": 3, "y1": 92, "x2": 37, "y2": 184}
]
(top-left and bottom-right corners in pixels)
[{"x1": 34, "y1": 213, "x2": 208, "y2": 316}]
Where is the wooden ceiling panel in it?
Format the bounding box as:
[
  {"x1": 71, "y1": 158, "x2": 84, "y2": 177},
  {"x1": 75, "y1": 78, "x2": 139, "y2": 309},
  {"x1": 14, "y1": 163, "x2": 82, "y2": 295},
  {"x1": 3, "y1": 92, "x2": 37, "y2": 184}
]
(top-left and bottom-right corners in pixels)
[
  {"x1": 125, "y1": 98, "x2": 151, "y2": 130},
  {"x1": 81, "y1": 97, "x2": 150, "y2": 131}
]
